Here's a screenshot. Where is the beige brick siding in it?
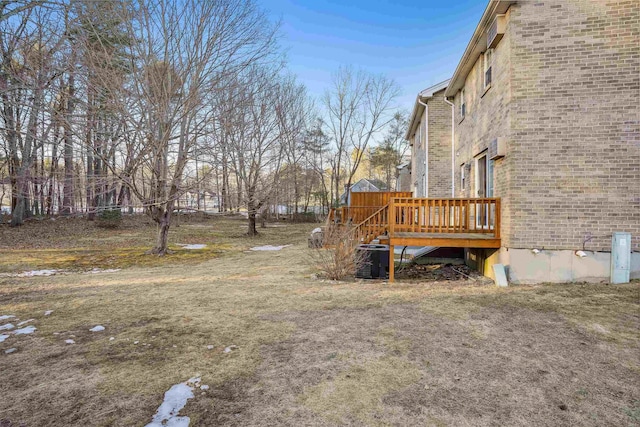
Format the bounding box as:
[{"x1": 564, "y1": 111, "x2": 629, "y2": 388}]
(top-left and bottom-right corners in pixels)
[
  {"x1": 454, "y1": 6, "x2": 515, "y2": 246},
  {"x1": 508, "y1": 0, "x2": 640, "y2": 251},
  {"x1": 453, "y1": 0, "x2": 640, "y2": 252},
  {"x1": 410, "y1": 119, "x2": 426, "y2": 196},
  {"x1": 427, "y1": 88, "x2": 453, "y2": 197}
]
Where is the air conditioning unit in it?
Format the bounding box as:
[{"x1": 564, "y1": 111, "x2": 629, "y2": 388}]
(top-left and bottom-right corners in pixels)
[
  {"x1": 489, "y1": 137, "x2": 507, "y2": 160},
  {"x1": 487, "y1": 15, "x2": 506, "y2": 49}
]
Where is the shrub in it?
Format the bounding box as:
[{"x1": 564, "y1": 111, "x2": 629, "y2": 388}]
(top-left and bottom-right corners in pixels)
[
  {"x1": 310, "y1": 224, "x2": 366, "y2": 280},
  {"x1": 96, "y1": 207, "x2": 123, "y2": 229}
]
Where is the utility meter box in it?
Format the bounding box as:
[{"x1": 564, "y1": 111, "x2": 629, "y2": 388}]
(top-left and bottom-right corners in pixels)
[{"x1": 610, "y1": 232, "x2": 631, "y2": 284}]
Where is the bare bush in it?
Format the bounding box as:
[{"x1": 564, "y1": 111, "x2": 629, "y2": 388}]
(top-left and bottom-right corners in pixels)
[{"x1": 310, "y1": 225, "x2": 366, "y2": 280}]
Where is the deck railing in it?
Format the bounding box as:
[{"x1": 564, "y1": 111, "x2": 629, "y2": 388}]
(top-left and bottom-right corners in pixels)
[{"x1": 389, "y1": 198, "x2": 500, "y2": 237}]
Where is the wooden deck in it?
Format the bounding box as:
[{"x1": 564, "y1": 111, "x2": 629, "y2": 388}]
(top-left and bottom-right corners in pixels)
[
  {"x1": 391, "y1": 232, "x2": 500, "y2": 248},
  {"x1": 326, "y1": 193, "x2": 502, "y2": 282}
]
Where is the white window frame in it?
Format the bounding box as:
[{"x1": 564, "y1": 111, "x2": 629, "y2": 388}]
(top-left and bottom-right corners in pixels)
[{"x1": 484, "y1": 49, "x2": 493, "y2": 90}]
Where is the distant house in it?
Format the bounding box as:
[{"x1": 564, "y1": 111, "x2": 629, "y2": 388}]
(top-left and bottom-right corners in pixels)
[
  {"x1": 395, "y1": 162, "x2": 411, "y2": 192},
  {"x1": 339, "y1": 178, "x2": 388, "y2": 206},
  {"x1": 405, "y1": 79, "x2": 452, "y2": 198}
]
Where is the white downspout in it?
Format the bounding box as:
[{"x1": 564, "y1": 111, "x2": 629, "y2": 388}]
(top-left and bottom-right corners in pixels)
[
  {"x1": 443, "y1": 96, "x2": 455, "y2": 197},
  {"x1": 417, "y1": 98, "x2": 428, "y2": 197}
]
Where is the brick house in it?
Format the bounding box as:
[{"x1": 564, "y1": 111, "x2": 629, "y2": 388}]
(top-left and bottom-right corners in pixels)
[
  {"x1": 406, "y1": 0, "x2": 639, "y2": 283},
  {"x1": 405, "y1": 79, "x2": 453, "y2": 198}
]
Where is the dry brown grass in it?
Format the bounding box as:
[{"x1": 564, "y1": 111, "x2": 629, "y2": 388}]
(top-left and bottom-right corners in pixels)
[{"x1": 0, "y1": 216, "x2": 638, "y2": 426}]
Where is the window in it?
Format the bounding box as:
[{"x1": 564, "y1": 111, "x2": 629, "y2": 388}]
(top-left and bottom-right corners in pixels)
[
  {"x1": 460, "y1": 88, "x2": 466, "y2": 118},
  {"x1": 484, "y1": 49, "x2": 493, "y2": 89},
  {"x1": 460, "y1": 164, "x2": 466, "y2": 190}
]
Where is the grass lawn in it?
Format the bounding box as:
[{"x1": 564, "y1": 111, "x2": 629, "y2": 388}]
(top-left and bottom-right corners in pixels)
[{"x1": 0, "y1": 215, "x2": 639, "y2": 426}]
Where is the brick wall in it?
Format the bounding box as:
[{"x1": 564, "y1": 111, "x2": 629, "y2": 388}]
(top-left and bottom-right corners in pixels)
[
  {"x1": 453, "y1": 0, "x2": 639, "y2": 252},
  {"x1": 508, "y1": 0, "x2": 640, "y2": 251},
  {"x1": 411, "y1": 116, "x2": 426, "y2": 197},
  {"x1": 427, "y1": 88, "x2": 453, "y2": 197},
  {"x1": 454, "y1": 6, "x2": 515, "y2": 246}
]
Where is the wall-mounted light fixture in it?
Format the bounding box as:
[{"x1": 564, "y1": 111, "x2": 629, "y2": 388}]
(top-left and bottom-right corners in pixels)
[{"x1": 575, "y1": 250, "x2": 587, "y2": 258}]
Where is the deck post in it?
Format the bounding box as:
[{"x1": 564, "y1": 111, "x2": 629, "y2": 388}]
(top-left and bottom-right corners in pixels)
[
  {"x1": 388, "y1": 198, "x2": 395, "y2": 283},
  {"x1": 389, "y1": 244, "x2": 394, "y2": 283}
]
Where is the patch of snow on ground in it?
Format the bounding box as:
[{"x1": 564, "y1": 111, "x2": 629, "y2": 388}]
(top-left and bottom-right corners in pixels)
[
  {"x1": 0, "y1": 323, "x2": 15, "y2": 331},
  {"x1": 17, "y1": 319, "x2": 34, "y2": 326},
  {"x1": 5, "y1": 347, "x2": 17, "y2": 354},
  {"x1": 14, "y1": 325, "x2": 36, "y2": 335},
  {"x1": 249, "y1": 244, "x2": 291, "y2": 251},
  {"x1": 17, "y1": 269, "x2": 60, "y2": 277},
  {"x1": 177, "y1": 244, "x2": 207, "y2": 250},
  {"x1": 65, "y1": 339, "x2": 75, "y2": 344},
  {"x1": 223, "y1": 345, "x2": 238, "y2": 353},
  {"x1": 146, "y1": 377, "x2": 200, "y2": 427},
  {"x1": 0, "y1": 334, "x2": 9, "y2": 342},
  {"x1": 45, "y1": 310, "x2": 53, "y2": 316},
  {"x1": 0, "y1": 315, "x2": 15, "y2": 321},
  {"x1": 86, "y1": 268, "x2": 121, "y2": 274},
  {"x1": 89, "y1": 325, "x2": 105, "y2": 332}
]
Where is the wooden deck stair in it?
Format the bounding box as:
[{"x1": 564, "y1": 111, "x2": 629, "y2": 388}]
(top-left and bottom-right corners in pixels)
[{"x1": 328, "y1": 194, "x2": 502, "y2": 282}]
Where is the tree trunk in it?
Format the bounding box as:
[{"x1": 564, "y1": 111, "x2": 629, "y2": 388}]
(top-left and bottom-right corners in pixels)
[
  {"x1": 151, "y1": 209, "x2": 172, "y2": 255},
  {"x1": 247, "y1": 211, "x2": 258, "y2": 236},
  {"x1": 62, "y1": 75, "x2": 75, "y2": 215}
]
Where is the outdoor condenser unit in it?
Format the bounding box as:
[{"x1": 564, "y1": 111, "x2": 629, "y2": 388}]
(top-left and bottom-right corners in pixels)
[
  {"x1": 610, "y1": 232, "x2": 631, "y2": 284},
  {"x1": 356, "y1": 244, "x2": 390, "y2": 279}
]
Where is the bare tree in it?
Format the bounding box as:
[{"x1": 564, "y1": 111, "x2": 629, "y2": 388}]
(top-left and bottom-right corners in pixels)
[
  {"x1": 109, "y1": 0, "x2": 279, "y2": 253},
  {"x1": 370, "y1": 111, "x2": 409, "y2": 189},
  {"x1": 322, "y1": 66, "x2": 399, "y2": 206}
]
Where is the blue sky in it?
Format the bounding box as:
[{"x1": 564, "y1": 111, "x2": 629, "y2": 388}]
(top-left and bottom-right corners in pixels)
[{"x1": 262, "y1": 0, "x2": 488, "y2": 112}]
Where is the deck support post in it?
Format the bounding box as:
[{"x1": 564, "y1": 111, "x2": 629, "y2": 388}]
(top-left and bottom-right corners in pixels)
[{"x1": 389, "y1": 244, "x2": 394, "y2": 283}]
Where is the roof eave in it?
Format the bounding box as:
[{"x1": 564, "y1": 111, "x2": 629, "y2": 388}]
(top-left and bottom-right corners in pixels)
[
  {"x1": 405, "y1": 79, "x2": 451, "y2": 140},
  {"x1": 444, "y1": 0, "x2": 515, "y2": 98}
]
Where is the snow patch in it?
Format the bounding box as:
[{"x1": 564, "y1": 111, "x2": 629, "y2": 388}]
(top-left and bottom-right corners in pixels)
[
  {"x1": 17, "y1": 269, "x2": 60, "y2": 277},
  {"x1": 14, "y1": 325, "x2": 36, "y2": 335},
  {"x1": 0, "y1": 315, "x2": 15, "y2": 321},
  {"x1": 86, "y1": 268, "x2": 121, "y2": 274},
  {"x1": 0, "y1": 323, "x2": 15, "y2": 331},
  {"x1": 199, "y1": 385, "x2": 209, "y2": 391},
  {"x1": 44, "y1": 310, "x2": 53, "y2": 316},
  {"x1": 145, "y1": 377, "x2": 201, "y2": 427},
  {"x1": 0, "y1": 334, "x2": 9, "y2": 343},
  {"x1": 4, "y1": 347, "x2": 17, "y2": 354},
  {"x1": 89, "y1": 325, "x2": 105, "y2": 332},
  {"x1": 223, "y1": 345, "x2": 238, "y2": 353},
  {"x1": 177, "y1": 244, "x2": 207, "y2": 250},
  {"x1": 65, "y1": 339, "x2": 75, "y2": 344},
  {"x1": 17, "y1": 319, "x2": 34, "y2": 326},
  {"x1": 206, "y1": 345, "x2": 214, "y2": 350},
  {"x1": 249, "y1": 245, "x2": 291, "y2": 251}
]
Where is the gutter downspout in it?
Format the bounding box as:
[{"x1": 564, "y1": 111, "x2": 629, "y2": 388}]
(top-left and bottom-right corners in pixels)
[
  {"x1": 417, "y1": 97, "x2": 428, "y2": 197},
  {"x1": 443, "y1": 96, "x2": 455, "y2": 197}
]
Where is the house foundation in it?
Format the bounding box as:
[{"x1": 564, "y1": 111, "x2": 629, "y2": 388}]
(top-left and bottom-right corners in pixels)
[{"x1": 467, "y1": 248, "x2": 640, "y2": 285}]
